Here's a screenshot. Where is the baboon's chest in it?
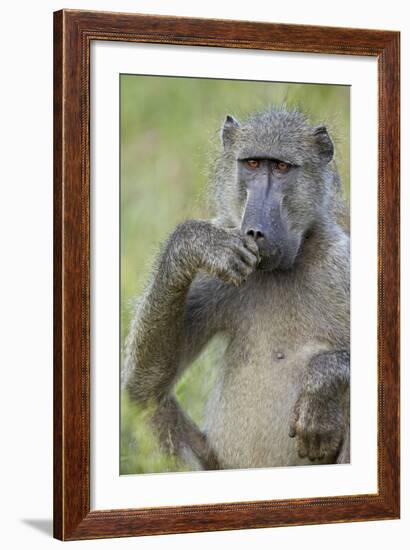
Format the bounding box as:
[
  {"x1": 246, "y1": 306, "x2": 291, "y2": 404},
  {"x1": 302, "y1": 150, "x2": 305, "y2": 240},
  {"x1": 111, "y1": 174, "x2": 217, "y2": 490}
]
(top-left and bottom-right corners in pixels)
[
  {"x1": 228, "y1": 277, "x2": 317, "y2": 345},
  {"x1": 219, "y1": 279, "x2": 325, "y2": 410}
]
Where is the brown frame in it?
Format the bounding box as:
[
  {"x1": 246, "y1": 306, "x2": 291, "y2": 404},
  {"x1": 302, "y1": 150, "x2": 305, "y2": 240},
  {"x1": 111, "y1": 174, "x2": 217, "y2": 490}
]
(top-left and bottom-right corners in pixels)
[{"x1": 53, "y1": 9, "x2": 400, "y2": 541}]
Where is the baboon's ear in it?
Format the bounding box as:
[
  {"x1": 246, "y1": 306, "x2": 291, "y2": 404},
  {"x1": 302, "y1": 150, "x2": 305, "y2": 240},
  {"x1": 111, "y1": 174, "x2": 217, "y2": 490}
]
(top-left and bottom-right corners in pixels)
[
  {"x1": 313, "y1": 125, "x2": 334, "y2": 164},
  {"x1": 222, "y1": 115, "x2": 241, "y2": 150}
]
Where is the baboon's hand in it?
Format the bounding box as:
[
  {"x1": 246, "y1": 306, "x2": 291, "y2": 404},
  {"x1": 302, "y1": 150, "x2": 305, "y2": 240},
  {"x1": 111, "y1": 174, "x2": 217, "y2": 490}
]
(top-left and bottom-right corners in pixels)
[
  {"x1": 197, "y1": 224, "x2": 260, "y2": 287},
  {"x1": 289, "y1": 388, "x2": 344, "y2": 462},
  {"x1": 172, "y1": 220, "x2": 259, "y2": 287}
]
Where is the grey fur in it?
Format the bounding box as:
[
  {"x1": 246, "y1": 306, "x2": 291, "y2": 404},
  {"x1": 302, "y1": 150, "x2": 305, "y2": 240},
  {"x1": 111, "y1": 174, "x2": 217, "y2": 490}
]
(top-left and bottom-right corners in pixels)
[{"x1": 123, "y1": 106, "x2": 350, "y2": 470}]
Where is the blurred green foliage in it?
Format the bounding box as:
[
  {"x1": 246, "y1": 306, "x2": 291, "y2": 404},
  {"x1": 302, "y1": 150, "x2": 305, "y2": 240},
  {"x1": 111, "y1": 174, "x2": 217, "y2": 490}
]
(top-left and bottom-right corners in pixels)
[{"x1": 120, "y1": 74, "x2": 350, "y2": 475}]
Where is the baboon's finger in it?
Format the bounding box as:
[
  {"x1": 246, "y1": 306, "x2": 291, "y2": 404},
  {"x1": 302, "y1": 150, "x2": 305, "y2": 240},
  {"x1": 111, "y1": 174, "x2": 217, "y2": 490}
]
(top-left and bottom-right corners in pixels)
[
  {"x1": 235, "y1": 245, "x2": 259, "y2": 267},
  {"x1": 234, "y1": 259, "x2": 254, "y2": 278},
  {"x1": 308, "y1": 433, "x2": 321, "y2": 461},
  {"x1": 242, "y1": 235, "x2": 260, "y2": 256},
  {"x1": 289, "y1": 403, "x2": 300, "y2": 438},
  {"x1": 297, "y1": 436, "x2": 309, "y2": 459},
  {"x1": 319, "y1": 435, "x2": 332, "y2": 459}
]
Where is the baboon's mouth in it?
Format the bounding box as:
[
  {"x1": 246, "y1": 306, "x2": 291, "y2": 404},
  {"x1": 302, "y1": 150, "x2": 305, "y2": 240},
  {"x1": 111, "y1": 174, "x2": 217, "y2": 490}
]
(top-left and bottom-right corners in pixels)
[{"x1": 257, "y1": 248, "x2": 299, "y2": 272}]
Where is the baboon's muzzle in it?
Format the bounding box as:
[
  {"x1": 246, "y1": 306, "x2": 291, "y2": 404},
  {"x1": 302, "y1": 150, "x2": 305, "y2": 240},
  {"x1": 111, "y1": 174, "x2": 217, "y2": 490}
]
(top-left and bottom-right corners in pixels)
[{"x1": 241, "y1": 187, "x2": 292, "y2": 271}]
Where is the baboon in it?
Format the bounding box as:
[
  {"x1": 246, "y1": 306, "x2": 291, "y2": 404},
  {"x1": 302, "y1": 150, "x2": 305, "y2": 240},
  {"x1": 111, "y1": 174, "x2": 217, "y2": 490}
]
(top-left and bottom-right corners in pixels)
[{"x1": 123, "y1": 107, "x2": 350, "y2": 470}]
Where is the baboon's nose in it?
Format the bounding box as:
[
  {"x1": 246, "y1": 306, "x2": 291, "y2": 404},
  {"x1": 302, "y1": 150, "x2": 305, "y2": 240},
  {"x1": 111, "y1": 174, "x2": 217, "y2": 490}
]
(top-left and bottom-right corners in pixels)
[{"x1": 246, "y1": 229, "x2": 265, "y2": 241}]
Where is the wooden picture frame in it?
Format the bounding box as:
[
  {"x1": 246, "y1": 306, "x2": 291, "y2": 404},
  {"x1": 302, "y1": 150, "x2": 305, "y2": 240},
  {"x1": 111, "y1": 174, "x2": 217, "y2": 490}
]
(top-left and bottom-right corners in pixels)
[{"x1": 53, "y1": 9, "x2": 400, "y2": 540}]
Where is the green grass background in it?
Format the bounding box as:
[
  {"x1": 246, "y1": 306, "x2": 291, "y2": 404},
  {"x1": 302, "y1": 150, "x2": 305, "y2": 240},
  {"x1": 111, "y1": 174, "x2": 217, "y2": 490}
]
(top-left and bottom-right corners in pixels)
[{"x1": 120, "y1": 74, "x2": 350, "y2": 475}]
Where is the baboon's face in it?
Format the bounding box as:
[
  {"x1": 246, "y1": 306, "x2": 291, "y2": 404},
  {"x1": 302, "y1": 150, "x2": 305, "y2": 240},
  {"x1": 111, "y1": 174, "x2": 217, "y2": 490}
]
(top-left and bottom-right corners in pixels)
[
  {"x1": 237, "y1": 157, "x2": 302, "y2": 271},
  {"x1": 222, "y1": 111, "x2": 334, "y2": 272}
]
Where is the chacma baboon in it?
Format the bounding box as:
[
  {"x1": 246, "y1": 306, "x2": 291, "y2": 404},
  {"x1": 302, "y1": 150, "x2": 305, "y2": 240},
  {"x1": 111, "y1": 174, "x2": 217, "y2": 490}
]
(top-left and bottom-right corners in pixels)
[{"x1": 123, "y1": 107, "x2": 350, "y2": 470}]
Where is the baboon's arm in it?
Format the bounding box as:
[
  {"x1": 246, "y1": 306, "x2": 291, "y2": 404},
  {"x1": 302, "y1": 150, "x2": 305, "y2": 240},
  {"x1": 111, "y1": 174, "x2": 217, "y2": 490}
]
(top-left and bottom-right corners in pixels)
[
  {"x1": 289, "y1": 350, "x2": 350, "y2": 463},
  {"x1": 123, "y1": 220, "x2": 258, "y2": 469},
  {"x1": 123, "y1": 276, "x2": 223, "y2": 469},
  {"x1": 124, "y1": 273, "x2": 224, "y2": 400}
]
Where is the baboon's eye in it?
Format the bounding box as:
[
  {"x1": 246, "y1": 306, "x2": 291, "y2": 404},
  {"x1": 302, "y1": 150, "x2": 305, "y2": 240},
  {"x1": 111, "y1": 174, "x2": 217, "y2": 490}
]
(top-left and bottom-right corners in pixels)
[
  {"x1": 246, "y1": 159, "x2": 260, "y2": 169},
  {"x1": 276, "y1": 161, "x2": 290, "y2": 173}
]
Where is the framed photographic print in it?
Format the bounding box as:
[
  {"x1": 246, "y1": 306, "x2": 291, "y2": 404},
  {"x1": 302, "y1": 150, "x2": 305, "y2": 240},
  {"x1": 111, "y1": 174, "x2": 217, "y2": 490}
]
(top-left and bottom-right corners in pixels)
[{"x1": 54, "y1": 9, "x2": 400, "y2": 540}]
